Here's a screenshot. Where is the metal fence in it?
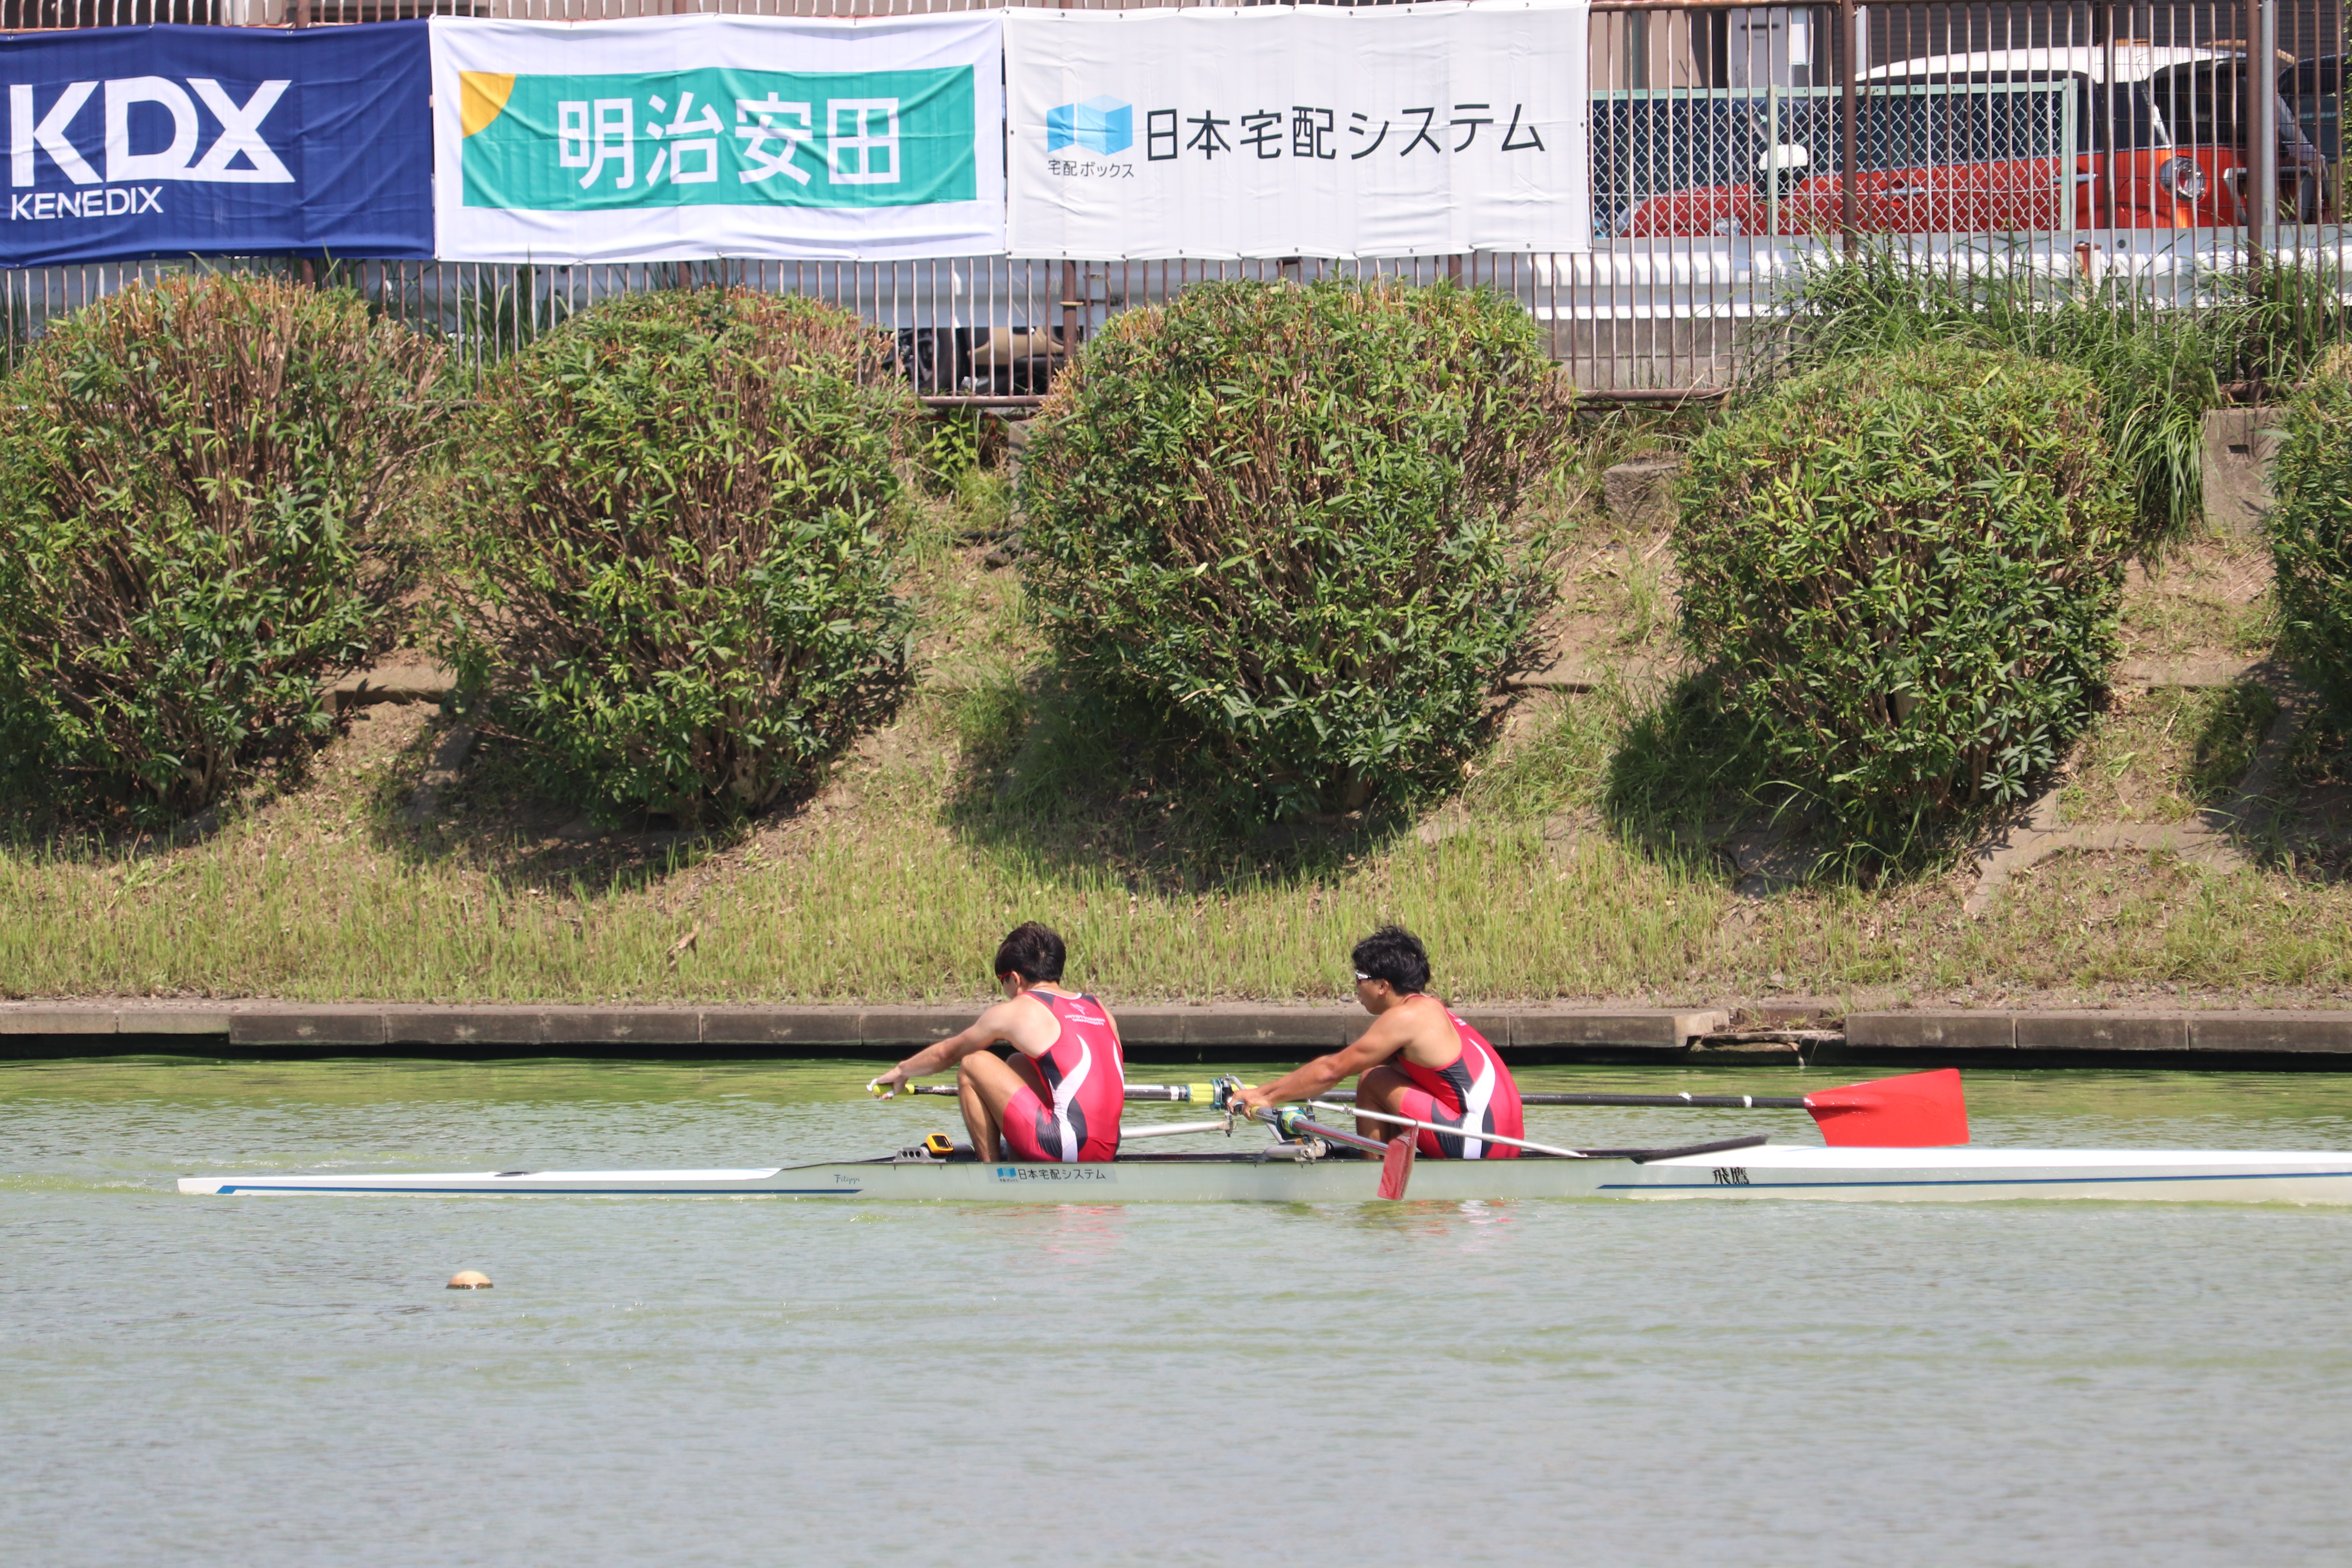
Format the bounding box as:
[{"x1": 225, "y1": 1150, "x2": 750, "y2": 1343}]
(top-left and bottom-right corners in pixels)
[{"x1": 0, "y1": 0, "x2": 2346, "y2": 398}]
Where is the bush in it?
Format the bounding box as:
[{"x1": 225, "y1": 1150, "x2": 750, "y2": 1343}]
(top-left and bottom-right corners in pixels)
[
  {"x1": 0, "y1": 272, "x2": 443, "y2": 823},
  {"x1": 441, "y1": 287, "x2": 918, "y2": 821},
  {"x1": 1783, "y1": 245, "x2": 2220, "y2": 542},
  {"x1": 2269, "y1": 343, "x2": 2352, "y2": 715},
  {"x1": 1674, "y1": 343, "x2": 2132, "y2": 843},
  {"x1": 1016, "y1": 279, "x2": 1574, "y2": 820}
]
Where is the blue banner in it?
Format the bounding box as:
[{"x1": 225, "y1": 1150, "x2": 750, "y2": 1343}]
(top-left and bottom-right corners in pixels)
[{"x1": 0, "y1": 22, "x2": 431, "y2": 266}]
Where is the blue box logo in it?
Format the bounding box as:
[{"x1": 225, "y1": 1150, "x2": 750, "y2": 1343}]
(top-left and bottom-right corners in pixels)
[{"x1": 1046, "y1": 96, "x2": 1132, "y2": 157}]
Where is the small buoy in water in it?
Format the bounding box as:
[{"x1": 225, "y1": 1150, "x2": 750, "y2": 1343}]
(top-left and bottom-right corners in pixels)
[{"x1": 447, "y1": 1270, "x2": 494, "y2": 1290}]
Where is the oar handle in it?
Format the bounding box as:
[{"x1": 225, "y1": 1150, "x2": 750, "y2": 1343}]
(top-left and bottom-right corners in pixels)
[{"x1": 1253, "y1": 1106, "x2": 1390, "y2": 1157}]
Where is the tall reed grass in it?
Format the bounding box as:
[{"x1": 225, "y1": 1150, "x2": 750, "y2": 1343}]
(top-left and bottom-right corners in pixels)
[{"x1": 1775, "y1": 243, "x2": 2349, "y2": 544}]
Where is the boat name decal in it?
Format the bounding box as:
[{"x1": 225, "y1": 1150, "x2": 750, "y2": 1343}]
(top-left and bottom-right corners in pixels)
[
  {"x1": 994, "y1": 1165, "x2": 1113, "y2": 1182},
  {"x1": 1711, "y1": 1166, "x2": 1750, "y2": 1185}
]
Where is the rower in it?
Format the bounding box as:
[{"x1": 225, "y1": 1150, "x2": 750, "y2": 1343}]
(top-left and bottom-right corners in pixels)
[
  {"x1": 1231, "y1": 925, "x2": 1524, "y2": 1160},
  {"x1": 866, "y1": 922, "x2": 1127, "y2": 1163}
]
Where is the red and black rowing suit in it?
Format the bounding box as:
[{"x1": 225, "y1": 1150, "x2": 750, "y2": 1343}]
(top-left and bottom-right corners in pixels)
[
  {"x1": 1394, "y1": 1004, "x2": 1524, "y2": 1160},
  {"x1": 1002, "y1": 990, "x2": 1126, "y2": 1163}
]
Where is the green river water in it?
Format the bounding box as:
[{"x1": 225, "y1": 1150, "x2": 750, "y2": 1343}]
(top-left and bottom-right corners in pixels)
[{"x1": 5, "y1": 1058, "x2": 2352, "y2": 1566}]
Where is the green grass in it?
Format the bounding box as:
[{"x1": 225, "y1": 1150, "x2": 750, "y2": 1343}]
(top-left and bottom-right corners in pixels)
[
  {"x1": 8, "y1": 737, "x2": 2352, "y2": 1005},
  {"x1": 5, "y1": 429, "x2": 2349, "y2": 1010},
  {"x1": 6, "y1": 663, "x2": 2348, "y2": 1007},
  {"x1": 2059, "y1": 684, "x2": 2278, "y2": 826}
]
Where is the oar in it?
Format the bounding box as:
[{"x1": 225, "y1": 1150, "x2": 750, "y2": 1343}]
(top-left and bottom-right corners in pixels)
[
  {"x1": 1246, "y1": 1107, "x2": 1417, "y2": 1199},
  {"x1": 1117, "y1": 1119, "x2": 1235, "y2": 1142},
  {"x1": 1314, "y1": 1067, "x2": 1970, "y2": 1148},
  {"x1": 907, "y1": 1082, "x2": 1225, "y2": 1103},
  {"x1": 1307, "y1": 1101, "x2": 1590, "y2": 1160},
  {"x1": 904, "y1": 1068, "x2": 1968, "y2": 1148}
]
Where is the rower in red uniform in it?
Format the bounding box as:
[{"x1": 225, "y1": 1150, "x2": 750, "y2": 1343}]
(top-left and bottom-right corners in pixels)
[
  {"x1": 1232, "y1": 924, "x2": 1524, "y2": 1158},
  {"x1": 866, "y1": 922, "x2": 1126, "y2": 1162}
]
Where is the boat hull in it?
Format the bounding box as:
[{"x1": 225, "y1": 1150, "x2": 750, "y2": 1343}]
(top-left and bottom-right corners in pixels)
[
  {"x1": 177, "y1": 1144, "x2": 2352, "y2": 1205},
  {"x1": 1608, "y1": 1144, "x2": 2352, "y2": 1205}
]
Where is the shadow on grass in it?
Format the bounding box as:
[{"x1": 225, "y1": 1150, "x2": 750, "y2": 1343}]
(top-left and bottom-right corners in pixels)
[
  {"x1": 1596, "y1": 671, "x2": 2030, "y2": 892},
  {"x1": 0, "y1": 733, "x2": 352, "y2": 867},
  {"x1": 355, "y1": 712, "x2": 746, "y2": 896},
  {"x1": 1601, "y1": 673, "x2": 1769, "y2": 862},
  {"x1": 2267, "y1": 707, "x2": 2352, "y2": 884},
  {"x1": 938, "y1": 667, "x2": 1421, "y2": 896},
  {"x1": 2188, "y1": 683, "x2": 2281, "y2": 805}
]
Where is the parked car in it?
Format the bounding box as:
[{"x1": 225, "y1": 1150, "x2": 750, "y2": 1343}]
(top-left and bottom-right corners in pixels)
[
  {"x1": 897, "y1": 324, "x2": 1067, "y2": 396},
  {"x1": 1621, "y1": 44, "x2": 2332, "y2": 237}
]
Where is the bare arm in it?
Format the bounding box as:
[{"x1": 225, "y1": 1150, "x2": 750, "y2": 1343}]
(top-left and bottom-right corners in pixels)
[
  {"x1": 869, "y1": 999, "x2": 1038, "y2": 1093},
  {"x1": 1234, "y1": 1013, "x2": 1412, "y2": 1113}
]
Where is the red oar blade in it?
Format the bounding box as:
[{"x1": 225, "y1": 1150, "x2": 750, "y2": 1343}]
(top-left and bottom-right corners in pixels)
[
  {"x1": 1377, "y1": 1135, "x2": 1417, "y2": 1198},
  {"x1": 1803, "y1": 1068, "x2": 1969, "y2": 1147}
]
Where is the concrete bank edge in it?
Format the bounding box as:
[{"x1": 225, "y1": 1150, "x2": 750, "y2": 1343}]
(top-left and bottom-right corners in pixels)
[
  {"x1": 0, "y1": 1002, "x2": 1730, "y2": 1056},
  {"x1": 1844, "y1": 1011, "x2": 2352, "y2": 1055},
  {"x1": 7, "y1": 1003, "x2": 2352, "y2": 1062}
]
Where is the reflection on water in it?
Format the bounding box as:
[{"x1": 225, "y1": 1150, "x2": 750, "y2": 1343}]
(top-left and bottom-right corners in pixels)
[{"x1": 4, "y1": 1058, "x2": 2352, "y2": 1566}]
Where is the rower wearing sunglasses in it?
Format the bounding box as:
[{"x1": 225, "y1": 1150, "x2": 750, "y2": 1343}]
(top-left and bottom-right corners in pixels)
[{"x1": 1231, "y1": 924, "x2": 1524, "y2": 1158}]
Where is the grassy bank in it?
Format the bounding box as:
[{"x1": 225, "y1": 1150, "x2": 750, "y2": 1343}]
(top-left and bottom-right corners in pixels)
[{"x1": 5, "y1": 423, "x2": 2351, "y2": 1013}]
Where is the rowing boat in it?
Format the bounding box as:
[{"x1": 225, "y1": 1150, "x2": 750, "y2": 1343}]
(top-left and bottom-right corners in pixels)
[
  {"x1": 176, "y1": 1141, "x2": 2352, "y2": 1204},
  {"x1": 175, "y1": 1069, "x2": 2352, "y2": 1205}
]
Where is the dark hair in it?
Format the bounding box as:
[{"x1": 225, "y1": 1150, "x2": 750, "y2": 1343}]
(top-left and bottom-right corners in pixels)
[
  {"x1": 1352, "y1": 924, "x2": 1430, "y2": 994},
  {"x1": 994, "y1": 921, "x2": 1067, "y2": 984}
]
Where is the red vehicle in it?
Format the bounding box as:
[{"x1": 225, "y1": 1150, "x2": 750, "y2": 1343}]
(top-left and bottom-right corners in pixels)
[{"x1": 1624, "y1": 44, "x2": 2327, "y2": 237}]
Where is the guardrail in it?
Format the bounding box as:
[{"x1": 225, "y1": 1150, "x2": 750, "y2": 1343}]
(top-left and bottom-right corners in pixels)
[{"x1": 0, "y1": 0, "x2": 2343, "y2": 400}]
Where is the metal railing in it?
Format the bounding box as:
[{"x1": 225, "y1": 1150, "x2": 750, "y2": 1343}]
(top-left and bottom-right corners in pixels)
[{"x1": 0, "y1": 0, "x2": 2345, "y2": 399}]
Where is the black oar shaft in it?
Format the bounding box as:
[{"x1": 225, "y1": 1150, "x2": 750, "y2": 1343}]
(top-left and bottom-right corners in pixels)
[
  {"x1": 926, "y1": 1083, "x2": 1811, "y2": 1111},
  {"x1": 1319, "y1": 1089, "x2": 1809, "y2": 1110},
  {"x1": 1524, "y1": 1091, "x2": 1810, "y2": 1109},
  {"x1": 915, "y1": 1083, "x2": 1205, "y2": 1102}
]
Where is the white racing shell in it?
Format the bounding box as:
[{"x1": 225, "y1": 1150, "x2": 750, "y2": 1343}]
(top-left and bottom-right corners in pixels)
[{"x1": 178, "y1": 1143, "x2": 2352, "y2": 1205}]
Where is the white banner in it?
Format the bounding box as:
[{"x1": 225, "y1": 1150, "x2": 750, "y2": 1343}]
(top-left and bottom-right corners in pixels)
[
  {"x1": 430, "y1": 14, "x2": 1004, "y2": 263},
  {"x1": 1005, "y1": 2, "x2": 1591, "y2": 261}
]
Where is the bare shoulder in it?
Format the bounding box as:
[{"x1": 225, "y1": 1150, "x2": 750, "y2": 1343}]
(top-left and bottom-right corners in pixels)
[
  {"x1": 1393, "y1": 994, "x2": 1466, "y2": 1065},
  {"x1": 989, "y1": 991, "x2": 1066, "y2": 1057},
  {"x1": 1350, "y1": 996, "x2": 1430, "y2": 1055}
]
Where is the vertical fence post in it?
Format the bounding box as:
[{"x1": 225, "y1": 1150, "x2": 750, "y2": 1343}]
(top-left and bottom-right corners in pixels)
[
  {"x1": 1060, "y1": 258, "x2": 1079, "y2": 391},
  {"x1": 1837, "y1": 0, "x2": 1859, "y2": 250},
  {"x1": 1056, "y1": 0, "x2": 1075, "y2": 391},
  {"x1": 2096, "y1": 0, "x2": 2119, "y2": 234},
  {"x1": 2252, "y1": 0, "x2": 2279, "y2": 248}
]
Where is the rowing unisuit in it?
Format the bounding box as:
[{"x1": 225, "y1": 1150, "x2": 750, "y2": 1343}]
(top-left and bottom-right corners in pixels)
[
  {"x1": 1003, "y1": 991, "x2": 1126, "y2": 1162},
  {"x1": 1395, "y1": 1007, "x2": 1524, "y2": 1160}
]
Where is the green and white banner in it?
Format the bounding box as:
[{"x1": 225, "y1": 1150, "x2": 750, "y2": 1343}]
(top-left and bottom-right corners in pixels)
[
  {"x1": 430, "y1": 14, "x2": 1003, "y2": 262},
  {"x1": 1006, "y1": 1, "x2": 1591, "y2": 260}
]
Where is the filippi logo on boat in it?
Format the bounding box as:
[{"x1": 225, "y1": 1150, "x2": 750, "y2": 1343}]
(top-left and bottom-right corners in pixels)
[
  {"x1": 7, "y1": 76, "x2": 294, "y2": 222},
  {"x1": 1045, "y1": 96, "x2": 1135, "y2": 179}
]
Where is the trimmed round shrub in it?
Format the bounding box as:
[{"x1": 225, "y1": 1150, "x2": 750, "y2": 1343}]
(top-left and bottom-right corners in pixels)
[
  {"x1": 1674, "y1": 342, "x2": 2132, "y2": 840},
  {"x1": 1016, "y1": 279, "x2": 1575, "y2": 820},
  {"x1": 441, "y1": 287, "x2": 918, "y2": 821},
  {"x1": 0, "y1": 273, "x2": 444, "y2": 824},
  {"x1": 2269, "y1": 343, "x2": 2352, "y2": 715}
]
